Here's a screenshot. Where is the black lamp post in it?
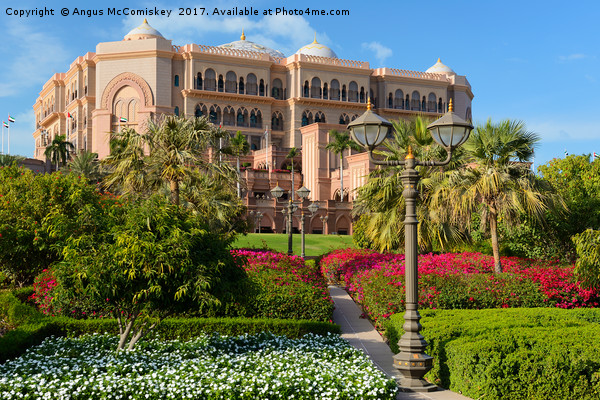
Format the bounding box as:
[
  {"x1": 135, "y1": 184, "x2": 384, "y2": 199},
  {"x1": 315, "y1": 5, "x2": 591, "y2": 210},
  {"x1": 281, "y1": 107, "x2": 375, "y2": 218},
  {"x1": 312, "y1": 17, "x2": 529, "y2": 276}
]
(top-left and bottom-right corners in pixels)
[
  {"x1": 271, "y1": 185, "x2": 316, "y2": 255},
  {"x1": 347, "y1": 98, "x2": 472, "y2": 391},
  {"x1": 301, "y1": 202, "x2": 320, "y2": 258}
]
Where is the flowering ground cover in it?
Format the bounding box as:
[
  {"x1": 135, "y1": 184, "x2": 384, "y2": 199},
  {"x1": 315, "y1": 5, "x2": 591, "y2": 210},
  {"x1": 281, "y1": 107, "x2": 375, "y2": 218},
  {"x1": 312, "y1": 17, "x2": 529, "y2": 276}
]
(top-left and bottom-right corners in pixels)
[
  {"x1": 0, "y1": 332, "x2": 398, "y2": 399},
  {"x1": 321, "y1": 249, "x2": 600, "y2": 326}
]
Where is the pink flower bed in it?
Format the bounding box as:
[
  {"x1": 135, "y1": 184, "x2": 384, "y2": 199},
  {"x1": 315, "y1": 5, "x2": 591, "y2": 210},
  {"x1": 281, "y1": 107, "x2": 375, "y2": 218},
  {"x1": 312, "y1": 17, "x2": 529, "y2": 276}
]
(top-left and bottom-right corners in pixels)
[{"x1": 321, "y1": 249, "x2": 600, "y2": 326}]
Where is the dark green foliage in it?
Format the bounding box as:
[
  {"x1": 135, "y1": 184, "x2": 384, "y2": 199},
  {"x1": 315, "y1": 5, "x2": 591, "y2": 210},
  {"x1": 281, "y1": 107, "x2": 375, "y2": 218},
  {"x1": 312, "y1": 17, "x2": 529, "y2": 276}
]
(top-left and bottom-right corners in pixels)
[
  {"x1": 352, "y1": 214, "x2": 375, "y2": 249},
  {"x1": 384, "y1": 308, "x2": 600, "y2": 399},
  {"x1": 573, "y1": 229, "x2": 600, "y2": 289}
]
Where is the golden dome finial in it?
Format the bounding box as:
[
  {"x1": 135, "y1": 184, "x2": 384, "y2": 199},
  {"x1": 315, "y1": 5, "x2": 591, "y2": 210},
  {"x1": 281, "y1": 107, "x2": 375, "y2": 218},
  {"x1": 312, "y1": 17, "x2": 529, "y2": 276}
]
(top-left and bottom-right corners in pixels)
[
  {"x1": 367, "y1": 98, "x2": 372, "y2": 110},
  {"x1": 313, "y1": 32, "x2": 318, "y2": 43},
  {"x1": 437, "y1": 57, "x2": 441, "y2": 63},
  {"x1": 143, "y1": 18, "x2": 148, "y2": 24},
  {"x1": 406, "y1": 145, "x2": 415, "y2": 159},
  {"x1": 241, "y1": 29, "x2": 246, "y2": 41},
  {"x1": 448, "y1": 98, "x2": 454, "y2": 112}
]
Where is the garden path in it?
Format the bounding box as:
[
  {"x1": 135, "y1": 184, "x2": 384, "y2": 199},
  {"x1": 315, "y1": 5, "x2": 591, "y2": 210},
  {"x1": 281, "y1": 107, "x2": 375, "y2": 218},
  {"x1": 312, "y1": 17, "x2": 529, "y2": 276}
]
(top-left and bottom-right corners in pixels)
[{"x1": 329, "y1": 285, "x2": 472, "y2": 400}]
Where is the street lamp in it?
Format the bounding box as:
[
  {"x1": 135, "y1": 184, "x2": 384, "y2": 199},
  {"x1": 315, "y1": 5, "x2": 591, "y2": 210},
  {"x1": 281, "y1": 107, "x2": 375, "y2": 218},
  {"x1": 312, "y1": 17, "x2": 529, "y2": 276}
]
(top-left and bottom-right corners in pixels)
[
  {"x1": 248, "y1": 210, "x2": 264, "y2": 233},
  {"x1": 300, "y1": 202, "x2": 320, "y2": 258},
  {"x1": 347, "y1": 98, "x2": 472, "y2": 392},
  {"x1": 271, "y1": 184, "x2": 314, "y2": 255},
  {"x1": 319, "y1": 215, "x2": 329, "y2": 234}
]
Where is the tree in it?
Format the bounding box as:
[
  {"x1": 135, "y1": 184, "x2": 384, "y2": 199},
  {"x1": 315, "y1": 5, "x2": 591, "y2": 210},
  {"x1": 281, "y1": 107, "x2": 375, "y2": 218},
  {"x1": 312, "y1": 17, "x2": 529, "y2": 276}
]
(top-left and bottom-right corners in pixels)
[
  {"x1": 286, "y1": 147, "x2": 299, "y2": 200},
  {"x1": 56, "y1": 196, "x2": 246, "y2": 351},
  {"x1": 434, "y1": 119, "x2": 564, "y2": 273},
  {"x1": 353, "y1": 117, "x2": 465, "y2": 252},
  {"x1": 326, "y1": 130, "x2": 361, "y2": 201},
  {"x1": 222, "y1": 131, "x2": 250, "y2": 198},
  {"x1": 44, "y1": 134, "x2": 75, "y2": 171},
  {"x1": 0, "y1": 154, "x2": 25, "y2": 167},
  {"x1": 68, "y1": 151, "x2": 103, "y2": 183}
]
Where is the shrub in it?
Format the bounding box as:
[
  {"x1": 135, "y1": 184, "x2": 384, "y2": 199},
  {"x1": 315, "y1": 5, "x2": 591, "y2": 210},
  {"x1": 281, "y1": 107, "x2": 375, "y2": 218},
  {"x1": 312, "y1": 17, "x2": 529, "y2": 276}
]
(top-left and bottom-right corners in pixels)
[
  {"x1": 384, "y1": 308, "x2": 600, "y2": 400},
  {"x1": 573, "y1": 229, "x2": 600, "y2": 289}
]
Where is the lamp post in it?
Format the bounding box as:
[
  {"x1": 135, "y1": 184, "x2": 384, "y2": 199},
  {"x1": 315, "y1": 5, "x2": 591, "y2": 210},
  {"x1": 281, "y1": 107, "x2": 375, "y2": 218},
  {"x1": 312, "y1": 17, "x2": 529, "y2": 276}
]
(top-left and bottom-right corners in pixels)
[
  {"x1": 347, "y1": 98, "x2": 472, "y2": 391},
  {"x1": 248, "y1": 210, "x2": 264, "y2": 233},
  {"x1": 271, "y1": 185, "x2": 314, "y2": 255},
  {"x1": 300, "y1": 202, "x2": 320, "y2": 258},
  {"x1": 319, "y1": 215, "x2": 329, "y2": 235}
]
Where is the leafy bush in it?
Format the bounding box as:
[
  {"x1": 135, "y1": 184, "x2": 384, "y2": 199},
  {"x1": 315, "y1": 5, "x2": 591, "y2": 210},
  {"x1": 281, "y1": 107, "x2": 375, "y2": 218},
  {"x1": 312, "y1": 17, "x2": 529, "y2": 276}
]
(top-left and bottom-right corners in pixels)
[
  {"x1": 384, "y1": 308, "x2": 600, "y2": 399},
  {"x1": 573, "y1": 229, "x2": 600, "y2": 289}
]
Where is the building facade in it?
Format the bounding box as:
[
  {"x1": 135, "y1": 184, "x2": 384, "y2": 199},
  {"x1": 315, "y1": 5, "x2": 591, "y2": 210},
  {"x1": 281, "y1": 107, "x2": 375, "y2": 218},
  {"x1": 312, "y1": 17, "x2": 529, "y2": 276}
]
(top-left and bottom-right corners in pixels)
[{"x1": 33, "y1": 19, "x2": 473, "y2": 234}]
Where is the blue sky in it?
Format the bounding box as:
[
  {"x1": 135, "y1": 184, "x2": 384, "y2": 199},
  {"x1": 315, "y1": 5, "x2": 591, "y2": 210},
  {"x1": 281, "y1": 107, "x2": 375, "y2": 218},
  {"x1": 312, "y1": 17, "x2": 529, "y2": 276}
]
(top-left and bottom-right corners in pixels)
[{"x1": 1, "y1": 0, "x2": 599, "y2": 169}]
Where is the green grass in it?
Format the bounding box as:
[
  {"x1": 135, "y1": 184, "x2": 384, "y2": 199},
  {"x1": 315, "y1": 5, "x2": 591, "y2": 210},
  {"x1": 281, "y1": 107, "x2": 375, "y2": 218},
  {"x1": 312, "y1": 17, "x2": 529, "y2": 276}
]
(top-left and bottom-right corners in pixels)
[{"x1": 232, "y1": 233, "x2": 355, "y2": 257}]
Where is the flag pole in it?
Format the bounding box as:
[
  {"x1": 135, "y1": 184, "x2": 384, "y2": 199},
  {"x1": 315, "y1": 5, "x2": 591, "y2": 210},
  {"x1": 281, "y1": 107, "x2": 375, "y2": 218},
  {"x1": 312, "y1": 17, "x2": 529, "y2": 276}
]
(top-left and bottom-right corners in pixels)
[{"x1": 1, "y1": 124, "x2": 4, "y2": 154}]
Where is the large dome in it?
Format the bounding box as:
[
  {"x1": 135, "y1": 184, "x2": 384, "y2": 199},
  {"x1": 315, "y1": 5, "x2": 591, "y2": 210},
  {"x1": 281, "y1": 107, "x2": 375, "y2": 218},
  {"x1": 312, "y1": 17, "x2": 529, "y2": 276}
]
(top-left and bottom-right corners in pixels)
[
  {"x1": 426, "y1": 58, "x2": 455, "y2": 75},
  {"x1": 218, "y1": 30, "x2": 285, "y2": 58},
  {"x1": 296, "y1": 34, "x2": 337, "y2": 58},
  {"x1": 124, "y1": 19, "x2": 164, "y2": 41}
]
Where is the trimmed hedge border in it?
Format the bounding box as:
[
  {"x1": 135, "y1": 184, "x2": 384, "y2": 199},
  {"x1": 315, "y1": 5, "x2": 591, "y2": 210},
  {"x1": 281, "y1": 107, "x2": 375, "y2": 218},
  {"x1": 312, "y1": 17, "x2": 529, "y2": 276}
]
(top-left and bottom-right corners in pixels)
[
  {"x1": 385, "y1": 308, "x2": 600, "y2": 400},
  {"x1": 0, "y1": 291, "x2": 340, "y2": 363}
]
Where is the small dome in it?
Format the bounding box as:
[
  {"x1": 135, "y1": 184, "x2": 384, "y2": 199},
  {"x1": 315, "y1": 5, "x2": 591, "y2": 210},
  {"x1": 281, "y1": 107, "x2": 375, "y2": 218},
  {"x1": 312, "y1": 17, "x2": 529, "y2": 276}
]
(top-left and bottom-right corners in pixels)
[
  {"x1": 296, "y1": 34, "x2": 337, "y2": 58},
  {"x1": 426, "y1": 58, "x2": 455, "y2": 75},
  {"x1": 218, "y1": 30, "x2": 285, "y2": 58},
  {"x1": 124, "y1": 19, "x2": 164, "y2": 41}
]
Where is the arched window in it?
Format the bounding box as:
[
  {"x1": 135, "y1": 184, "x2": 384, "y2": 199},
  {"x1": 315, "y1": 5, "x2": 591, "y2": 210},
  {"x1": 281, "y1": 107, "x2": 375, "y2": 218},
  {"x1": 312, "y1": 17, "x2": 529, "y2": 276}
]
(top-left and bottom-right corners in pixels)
[
  {"x1": 339, "y1": 113, "x2": 350, "y2": 125},
  {"x1": 225, "y1": 71, "x2": 237, "y2": 93},
  {"x1": 209, "y1": 105, "x2": 221, "y2": 125},
  {"x1": 259, "y1": 79, "x2": 265, "y2": 96},
  {"x1": 272, "y1": 78, "x2": 283, "y2": 99},
  {"x1": 174, "y1": 75, "x2": 180, "y2": 87},
  {"x1": 223, "y1": 106, "x2": 236, "y2": 126},
  {"x1": 271, "y1": 111, "x2": 284, "y2": 131},
  {"x1": 394, "y1": 89, "x2": 404, "y2": 109},
  {"x1": 250, "y1": 109, "x2": 262, "y2": 128},
  {"x1": 195, "y1": 104, "x2": 206, "y2": 118},
  {"x1": 239, "y1": 77, "x2": 244, "y2": 94},
  {"x1": 174, "y1": 106, "x2": 179, "y2": 116},
  {"x1": 303, "y1": 81, "x2": 309, "y2": 97},
  {"x1": 217, "y1": 75, "x2": 224, "y2": 92},
  {"x1": 197, "y1": 73, "x2": 203, "y2": 90},
  {"x1": 314, "y1": 111, "x2": 325, "y2": 123},
  {"x1": 301, "y1": 110, "x2": 313, "y2": 127},
  {"x1": 348, "y1": 82, "x2": 358, "y2": 102},
  {"x1": 204, "y1": 69, "x2": 216, "y2": 91},
  {"x1": 428, "y1": 93, "x2": 437, "y2": 112},
  {"x1": 422, "y1": 96, "x2": 426, "y2": 112},
  {"x1": 237, "y1": 108, "x2": 248, "y2": 126},
  {"x1": 359, "y1": 87, "x2": 365, "y2": 103},
  {"x1": 411, "y1": 91, "x2": 420, "y2": 111},
  {"x1": 341, "y1": 84, "x2": 347, "y2": 101},
  {"x1": 330, "y1": 80, "x2": 340, "y2": 100},
  {"x1": 246, "y1": 73, "x2": 257, "y2": 95},
  {"x1": 388, "y1": 93, "x2": 393, "y2": 109},
  {"x1": 438, "y1": 98, "x2": 444, "y2": 113},
  {"x1": 323, "y1": 83, "x2": 328, "y2": 100},
  {"x1": 311, "y1": 77, "x2": 322, "y2": 99}
]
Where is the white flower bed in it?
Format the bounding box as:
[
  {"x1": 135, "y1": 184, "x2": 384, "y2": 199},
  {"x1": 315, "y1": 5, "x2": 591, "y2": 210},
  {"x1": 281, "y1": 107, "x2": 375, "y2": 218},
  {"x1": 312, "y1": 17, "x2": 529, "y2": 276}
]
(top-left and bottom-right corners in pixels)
[{"x1": 0, "y1": 332, "x2": 398, "y2": 399}]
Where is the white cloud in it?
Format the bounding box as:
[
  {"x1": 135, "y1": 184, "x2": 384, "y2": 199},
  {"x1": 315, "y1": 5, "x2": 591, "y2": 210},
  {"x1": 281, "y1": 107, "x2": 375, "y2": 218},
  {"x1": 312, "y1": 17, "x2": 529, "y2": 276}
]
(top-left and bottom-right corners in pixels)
[
  {"x1": 558, "y1": 53, "x2": 587, "y2": 62},
  {"x1": 528, "y1": 119, "x2": 600, "y2": 142},
  {"x1": 361, "y1": 41, "x2": 392, "y2": 65},
  {"x1": 0, "y1": 20, "x2": 70, "y2": 98}
]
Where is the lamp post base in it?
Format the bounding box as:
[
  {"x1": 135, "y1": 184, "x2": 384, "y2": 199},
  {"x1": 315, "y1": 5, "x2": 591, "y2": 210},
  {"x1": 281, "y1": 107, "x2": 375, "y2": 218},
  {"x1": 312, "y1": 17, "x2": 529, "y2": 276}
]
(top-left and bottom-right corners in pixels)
[{"x1": 393, "y1": 352, "x2": 437, "y2": 392}]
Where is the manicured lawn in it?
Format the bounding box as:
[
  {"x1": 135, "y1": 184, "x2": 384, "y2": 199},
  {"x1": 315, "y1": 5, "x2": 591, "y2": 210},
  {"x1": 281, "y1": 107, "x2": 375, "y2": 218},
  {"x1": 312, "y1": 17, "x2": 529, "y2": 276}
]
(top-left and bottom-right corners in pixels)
[{"x1": 232, "y1": 233, "x2": 355, "y2": 257}]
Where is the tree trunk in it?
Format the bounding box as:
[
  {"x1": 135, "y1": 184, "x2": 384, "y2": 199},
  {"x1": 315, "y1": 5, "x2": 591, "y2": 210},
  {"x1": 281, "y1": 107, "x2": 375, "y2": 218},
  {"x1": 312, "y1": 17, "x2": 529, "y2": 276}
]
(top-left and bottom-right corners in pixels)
[
  {"x1": 339, "y1": 153, "x2": 344, "y2": 201},
  {"x1": 236, "y1": 156, "x2": 241, "y2": 198},
  {"x1": 291, "y1": 163, "x2": 295, "y2": 201},
  {"x1": 170, "y1": 180, "x2": 179, "y2": 205},
  {"x1": 489, "y1": 208, "x2": 503, "y2": 273}
]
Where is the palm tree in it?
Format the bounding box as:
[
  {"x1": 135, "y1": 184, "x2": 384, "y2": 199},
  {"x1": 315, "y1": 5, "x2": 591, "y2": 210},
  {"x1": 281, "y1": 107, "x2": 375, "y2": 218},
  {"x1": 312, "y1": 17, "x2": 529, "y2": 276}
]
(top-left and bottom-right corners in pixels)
[
  {"x1": 353, "y1": 116, "x2": 465, "y2": 252},
  {"x1": 0, "y1": 154, "x2": 25, "y2": 167},
  {"x1": 44, "y1": 134, "x2": 75, "y2": 171},
  {"x1": 68, "y1": 151, "x2": 103, "y2": 182},
  {"x1": 222, "y1": 131, "x2": 250, "y2": 198},
  {"x1": 286, "y1": 147, "x2": 299, "y2": 200},
  {"x1": 326, "y1": 130, "x2": 361, "y2": 201},
  {"x1": 432, "y1": 119, "x2": 564, "y2": 273}
]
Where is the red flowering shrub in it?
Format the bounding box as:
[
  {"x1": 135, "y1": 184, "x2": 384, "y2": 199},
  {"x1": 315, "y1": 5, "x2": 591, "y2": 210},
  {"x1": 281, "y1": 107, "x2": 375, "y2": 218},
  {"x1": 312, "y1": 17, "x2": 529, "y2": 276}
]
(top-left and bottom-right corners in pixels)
[
  {"x1": 325, "y1": 249, "x2": 600, "y2": 327},
  {"x1": 29, "y1": 269, "x2": 57, "y2": 315}
]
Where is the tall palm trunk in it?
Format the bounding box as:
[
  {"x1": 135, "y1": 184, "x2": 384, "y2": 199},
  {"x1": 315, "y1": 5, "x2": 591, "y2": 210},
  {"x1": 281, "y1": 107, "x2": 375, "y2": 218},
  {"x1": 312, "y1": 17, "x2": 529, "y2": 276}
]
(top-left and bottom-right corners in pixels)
[
  {"x1": 488, "y1": 207, "x2": 502, "y2": 273},
  {"x1": 170, "y1": 180, "x2": 180, "y2": 205},
  {"x1": 291, "y1": 162, "x2": 295, "y2": 201},
  {"x1": 236, "y1": 156, "x2": 241, "y2": 198},
  {"x1": 339, "y1": 153, "x2": 344, "y2": 201}
]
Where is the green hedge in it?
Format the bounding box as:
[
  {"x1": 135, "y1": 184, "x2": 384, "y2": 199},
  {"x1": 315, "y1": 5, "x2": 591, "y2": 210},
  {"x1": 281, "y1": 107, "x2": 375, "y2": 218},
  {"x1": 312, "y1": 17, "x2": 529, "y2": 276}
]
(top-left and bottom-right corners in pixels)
[
  {"x1": 384, "y1": 308, "x2": 600, "y2": 399},
  {"x1": 0, "y1": 291, "x2": 340, "y2": 363}
]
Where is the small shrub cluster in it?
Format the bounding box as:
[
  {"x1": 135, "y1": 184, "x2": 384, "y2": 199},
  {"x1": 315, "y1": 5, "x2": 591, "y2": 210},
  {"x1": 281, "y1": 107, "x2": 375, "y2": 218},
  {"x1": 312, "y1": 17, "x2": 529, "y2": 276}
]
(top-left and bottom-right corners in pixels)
[
  {"x1": 384, "y1": 308, "x2": 600, "y2": 400},
  {"x1": 323, "y1": 249, "x2": 600, "y2": 327}
]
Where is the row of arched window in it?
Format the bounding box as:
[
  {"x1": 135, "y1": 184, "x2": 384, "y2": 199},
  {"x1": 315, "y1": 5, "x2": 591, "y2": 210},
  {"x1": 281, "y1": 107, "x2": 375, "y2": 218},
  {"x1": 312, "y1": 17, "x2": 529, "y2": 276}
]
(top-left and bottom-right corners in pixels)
[
  {"x1": 387, "y1": 90, "x2": 444, "y2": 113},
  {"x1": 174, "y1": 70, "x2": 287, "y2": 99},
  {"x1": 192, "y1": 103, "x2": 285, "y2": 131},
  {"x1": 301, "y1": 111, "x2": 359, "y2": 127},
  {"x1": 303, "y1": 78, "x2": 369, "y2": 103}
]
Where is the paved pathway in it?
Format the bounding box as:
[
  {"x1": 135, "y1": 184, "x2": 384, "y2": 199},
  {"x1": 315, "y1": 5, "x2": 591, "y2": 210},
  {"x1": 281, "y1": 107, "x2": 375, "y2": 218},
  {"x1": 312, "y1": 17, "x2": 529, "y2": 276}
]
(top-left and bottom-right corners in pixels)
[{"x1": 329, "y1": 285, "x2": 472, "y2": 400}]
